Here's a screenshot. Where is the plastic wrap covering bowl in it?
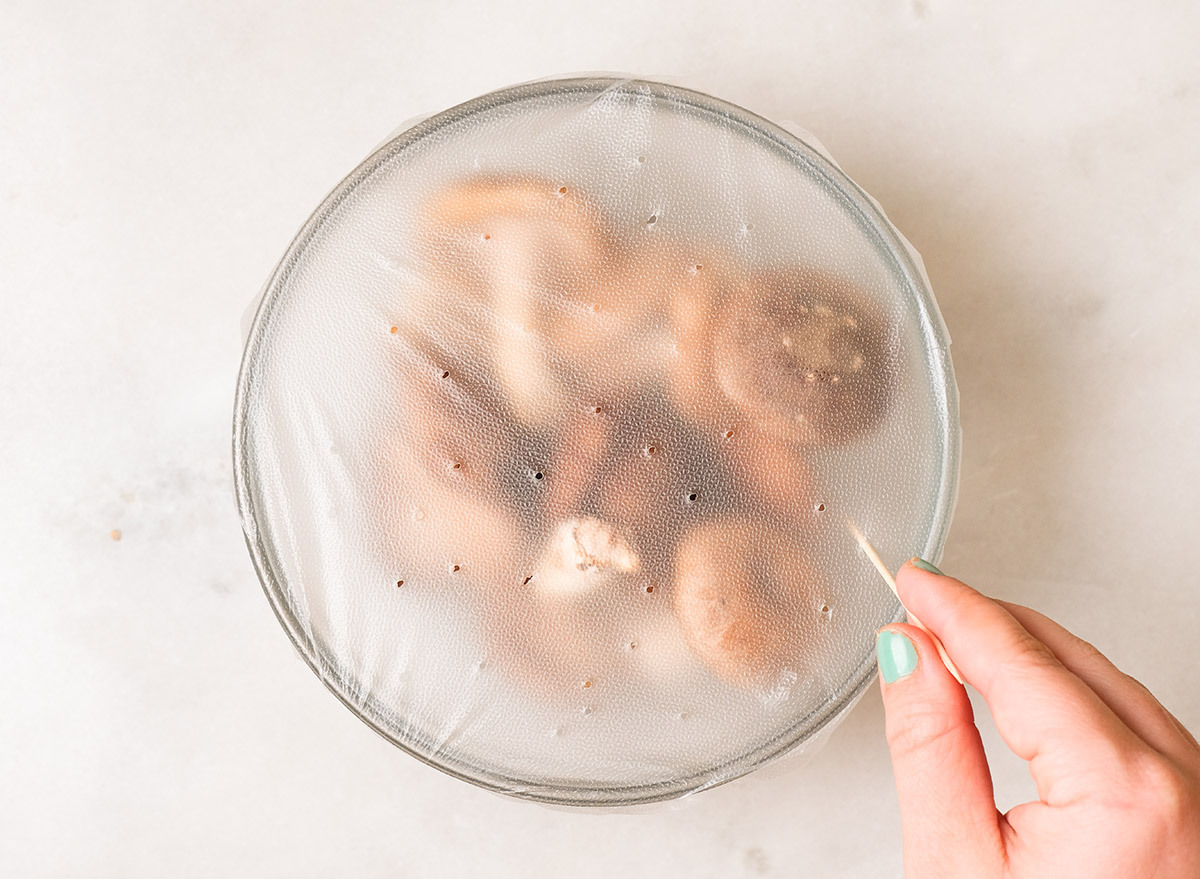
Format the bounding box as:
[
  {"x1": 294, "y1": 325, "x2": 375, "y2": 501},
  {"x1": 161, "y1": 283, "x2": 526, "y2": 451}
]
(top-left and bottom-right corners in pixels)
[{"x1": 233, "y1": 76, "x2": 959, "y2": 806}]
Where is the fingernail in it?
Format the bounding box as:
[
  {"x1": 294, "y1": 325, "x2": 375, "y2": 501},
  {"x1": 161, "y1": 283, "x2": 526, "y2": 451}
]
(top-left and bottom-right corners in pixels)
[
  {"x1": 910, "y1": 557, "x2": 944, "y2": 575},
  {"x1": 877, "y1": 630, "x2": 919, "y2": 684}
]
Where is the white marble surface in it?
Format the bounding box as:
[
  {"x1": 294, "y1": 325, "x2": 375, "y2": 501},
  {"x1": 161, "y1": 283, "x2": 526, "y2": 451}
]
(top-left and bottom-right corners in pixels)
[{"x1": 2, "y1": 2, "x2": 1198, "y2": 876}]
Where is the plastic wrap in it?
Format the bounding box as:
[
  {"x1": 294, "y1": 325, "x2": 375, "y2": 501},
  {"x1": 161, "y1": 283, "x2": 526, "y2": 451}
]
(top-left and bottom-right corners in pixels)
[{"x1": 233, "y1": 76, "x2": 959, "y2": 806}]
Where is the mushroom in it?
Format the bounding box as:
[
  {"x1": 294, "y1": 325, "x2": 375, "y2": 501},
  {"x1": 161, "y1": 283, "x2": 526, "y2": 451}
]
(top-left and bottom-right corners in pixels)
[
  {"x1": 711, "y1": 271, "x2": 897, "y2": 445},
  {"x1": 674, "y1": 518, "x2": 818, "y2": 689},
  {"x1": 418, "y1": 176, "x2": 660, "y2": 428},
  {"x1": 533, "y1": 516, "x2": 640, "y2": 599},
  {"x1": 392, "y1": 328, "x2": 533, "y2": 501},
  {"x1": 716, "y1": 423, "x2": 819, "y2": 519},
  {"x1": 483, "y1": 516, "x2": 649, "y2": 698}
]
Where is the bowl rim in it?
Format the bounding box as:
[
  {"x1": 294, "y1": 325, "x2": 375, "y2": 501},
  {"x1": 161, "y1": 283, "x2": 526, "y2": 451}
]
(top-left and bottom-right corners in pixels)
[{"x1": 232, "y1": 75, "x2": 961, "y2": 806}]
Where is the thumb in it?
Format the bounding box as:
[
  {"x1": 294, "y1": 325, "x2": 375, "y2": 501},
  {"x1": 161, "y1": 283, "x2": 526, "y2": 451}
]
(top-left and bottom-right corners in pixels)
[{"x1": 877, "y1": 624, "x2": 1005, "y2": 876}]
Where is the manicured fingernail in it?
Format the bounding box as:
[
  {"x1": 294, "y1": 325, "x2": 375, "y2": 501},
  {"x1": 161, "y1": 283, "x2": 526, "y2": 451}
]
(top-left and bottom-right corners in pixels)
[
  {"x1": 910, "y1": 557, "x2": 944, "y2": 575},
  {"x1": 877, "y1": 630, "x2": 919, "y2": 684}
]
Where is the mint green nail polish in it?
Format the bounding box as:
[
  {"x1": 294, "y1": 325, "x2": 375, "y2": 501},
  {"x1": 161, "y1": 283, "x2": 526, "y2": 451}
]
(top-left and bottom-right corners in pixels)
[
  {"x1": 877, "y1": 630, "x2": 918, "y2": 684},
  {"x1": 911, "y1": 557, "x2": 944, "y2": 575}
]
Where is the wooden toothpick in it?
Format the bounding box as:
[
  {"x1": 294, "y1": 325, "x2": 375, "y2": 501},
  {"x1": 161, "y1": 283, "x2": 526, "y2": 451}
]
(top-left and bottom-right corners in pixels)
[{"x1": 848, "y1": 521, "x2": 965, "y2": 685}]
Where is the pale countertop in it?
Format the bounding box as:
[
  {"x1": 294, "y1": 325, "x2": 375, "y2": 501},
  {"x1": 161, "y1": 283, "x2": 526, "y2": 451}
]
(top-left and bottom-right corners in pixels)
[{"x1": 2, "y1": 2, "x2": 1198, "y2": 876}]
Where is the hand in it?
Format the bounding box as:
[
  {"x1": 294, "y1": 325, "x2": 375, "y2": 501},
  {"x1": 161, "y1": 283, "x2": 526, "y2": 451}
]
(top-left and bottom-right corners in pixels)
[{"x1": 876, "y1": 560, "x2": 1200, "y2": 878}]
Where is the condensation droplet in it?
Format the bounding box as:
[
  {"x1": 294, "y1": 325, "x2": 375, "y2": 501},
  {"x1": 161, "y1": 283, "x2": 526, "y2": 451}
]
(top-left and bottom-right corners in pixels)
[{"x1": 581, "y1": 706, "x2": 594, "y2": 716}]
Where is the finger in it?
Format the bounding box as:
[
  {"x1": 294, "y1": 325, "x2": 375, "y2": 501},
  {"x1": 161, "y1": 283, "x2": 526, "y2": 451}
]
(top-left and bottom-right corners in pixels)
[
  {"x1": 896, "y1": 561, "x2": 1151, "y2": 805},
  {"x1": 998, "y1": 601, "x2": 1200, "y2": 763},
  {"x1": 876, "y1": 624, "x2": 1005, "y2": 876}
]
